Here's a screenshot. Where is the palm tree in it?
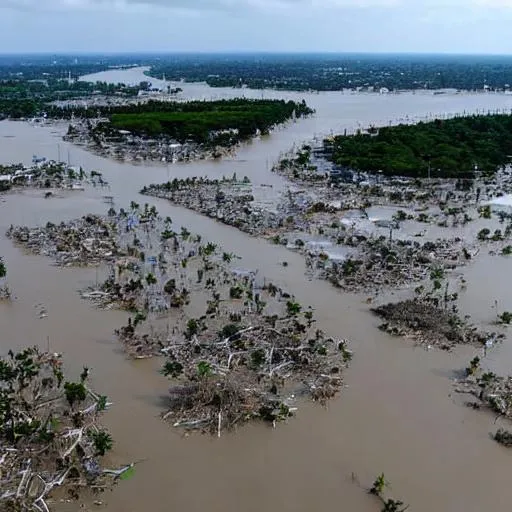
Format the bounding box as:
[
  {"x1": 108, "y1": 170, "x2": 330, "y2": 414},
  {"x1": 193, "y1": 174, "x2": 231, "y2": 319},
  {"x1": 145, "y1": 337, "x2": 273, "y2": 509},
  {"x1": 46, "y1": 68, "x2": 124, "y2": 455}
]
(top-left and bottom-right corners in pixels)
[
  {"x1": 429, "y1": 266, "x2": 445, "y2": 282},
  {"x1": 203, "y1": 242, "x2": 217, "y2": 256},
  {"x1": 180, "y1": 227, "x2": 191, "y2": 241}
]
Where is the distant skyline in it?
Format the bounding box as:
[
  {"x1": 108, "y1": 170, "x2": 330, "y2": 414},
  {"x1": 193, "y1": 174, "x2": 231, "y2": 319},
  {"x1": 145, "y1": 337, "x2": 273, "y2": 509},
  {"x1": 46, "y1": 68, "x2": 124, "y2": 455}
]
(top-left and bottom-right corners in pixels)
[{"x1": 2, "y1": 0, "x2": 512, "y2": 54}]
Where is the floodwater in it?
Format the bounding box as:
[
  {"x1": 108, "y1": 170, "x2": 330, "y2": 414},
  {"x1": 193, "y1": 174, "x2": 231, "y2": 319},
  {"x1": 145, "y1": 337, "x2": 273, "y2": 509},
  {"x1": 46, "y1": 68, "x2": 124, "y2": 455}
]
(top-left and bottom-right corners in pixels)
[{"x1": 2, "y1": 69, "x2": 512, "y2": 511}]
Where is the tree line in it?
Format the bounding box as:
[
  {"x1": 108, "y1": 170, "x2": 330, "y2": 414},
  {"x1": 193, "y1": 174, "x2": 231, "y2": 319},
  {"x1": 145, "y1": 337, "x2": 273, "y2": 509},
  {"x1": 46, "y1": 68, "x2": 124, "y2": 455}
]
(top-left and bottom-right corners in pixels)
[
  {"x1": 0, "y1": 80, "x2": 139, "y2": 119},
  {"x1": 325, "y1": 114, "x2": 512, "y2": 178},
  {"x1": 147, "y1": 54, "x2": 512, "y2": 92}
]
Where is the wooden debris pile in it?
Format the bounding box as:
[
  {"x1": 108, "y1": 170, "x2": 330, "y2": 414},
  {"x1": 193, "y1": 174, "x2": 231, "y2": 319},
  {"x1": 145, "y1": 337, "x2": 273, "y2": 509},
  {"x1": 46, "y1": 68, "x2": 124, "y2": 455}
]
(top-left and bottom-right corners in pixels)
[
  {"x1": 6, "y1": 205, "x2": 354, "y2": 436},
  {"x1": 0, "y1": 256, "x2": 9, "y2": 300},
  {"x1": 141, "y1": 177, "x2": 475, "y2": 294},
  {"x1": 141, "y1": 176, "x2": 281, "y2": 236},
  {"x1": 0, "y1": 161, "x2": 97, "y2": 192},
  {"x1": 0, "y1": 347, "x2": 131, "y2": 511},
  {"x1": 116, "y1": 279, "x2": 353, "y2": 433},
  {"x1": 372, "y1": 298, "x2": 488, "y2": 350},
  {"x1": 163, "y1": 318, "x2": 351, "y2": 434},
  {"x1": 6, "y1": 215, "x2": 119, "y2": 266},
  {"x1": 323, "y1": 237, "x2": 468, "y2": 292}
]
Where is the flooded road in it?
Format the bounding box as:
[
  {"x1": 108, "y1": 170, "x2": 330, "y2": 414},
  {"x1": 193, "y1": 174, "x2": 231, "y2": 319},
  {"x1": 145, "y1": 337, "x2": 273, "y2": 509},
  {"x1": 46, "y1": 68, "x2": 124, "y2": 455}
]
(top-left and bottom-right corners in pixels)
[{"x1": 2, "y1": 74, "x2": 512, "y2": 511}]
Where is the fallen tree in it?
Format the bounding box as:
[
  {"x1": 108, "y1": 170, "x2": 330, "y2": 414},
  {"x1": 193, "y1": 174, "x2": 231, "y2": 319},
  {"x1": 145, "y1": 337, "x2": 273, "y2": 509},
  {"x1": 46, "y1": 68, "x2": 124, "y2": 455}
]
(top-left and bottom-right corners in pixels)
[
  {"x1": 116, "y1": 285, "x2": 353, "y2": 434},
  {"x1": 0, "y1": 347, "x2": 132, "y2": 511},
  {"x1": 111, "y1": 267, "x2": 353, "y2": 434}
]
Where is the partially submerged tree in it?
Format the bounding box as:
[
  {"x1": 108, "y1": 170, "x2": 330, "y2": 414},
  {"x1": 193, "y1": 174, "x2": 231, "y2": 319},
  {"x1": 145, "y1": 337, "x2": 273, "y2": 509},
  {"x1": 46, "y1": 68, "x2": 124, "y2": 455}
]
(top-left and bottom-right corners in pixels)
[
  {"x1": 369, "y1": 473, "x2": 389, "y2": 497},
  {"x1": 0, "y1": 347, "x2": 133, "y2": 511},
  {"x1": 368, "y1": 474, "x2": 409, "y2": 512},
  {"x1": 0, "y1": 256, "x2": 10, "y2": 299}
]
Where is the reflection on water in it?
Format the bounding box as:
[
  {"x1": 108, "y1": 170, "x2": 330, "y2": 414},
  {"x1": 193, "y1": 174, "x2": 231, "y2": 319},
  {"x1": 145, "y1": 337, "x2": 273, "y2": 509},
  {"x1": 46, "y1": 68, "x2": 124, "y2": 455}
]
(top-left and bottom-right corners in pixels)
[{"x1": 1, "y1": 72, "x2": 512, "y2": 511}]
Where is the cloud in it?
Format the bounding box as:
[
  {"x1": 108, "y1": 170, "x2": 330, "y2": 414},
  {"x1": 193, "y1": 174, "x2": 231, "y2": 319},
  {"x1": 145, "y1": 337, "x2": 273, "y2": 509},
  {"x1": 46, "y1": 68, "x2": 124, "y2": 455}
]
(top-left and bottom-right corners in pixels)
[
  {"x1": 1, "y1": 0, "x2": 141, "y2": 12},
  {"x1": 2, "y1": 0, "x2": 512, "y2": 22},
  {"x1": 0, "y1": 0, "x2": 406, "y2": 12}
]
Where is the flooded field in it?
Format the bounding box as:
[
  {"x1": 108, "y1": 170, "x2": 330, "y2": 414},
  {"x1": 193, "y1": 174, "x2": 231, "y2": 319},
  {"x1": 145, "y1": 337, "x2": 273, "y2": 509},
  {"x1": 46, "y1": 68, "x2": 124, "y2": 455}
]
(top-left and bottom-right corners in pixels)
[{"x1": 2, "y1": 71, "x2": 512, "y2": 511}]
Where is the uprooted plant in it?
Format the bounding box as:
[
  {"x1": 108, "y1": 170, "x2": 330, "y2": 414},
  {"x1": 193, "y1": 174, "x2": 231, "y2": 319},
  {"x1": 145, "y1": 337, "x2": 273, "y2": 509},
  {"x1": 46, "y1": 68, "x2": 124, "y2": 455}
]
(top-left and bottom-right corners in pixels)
[
  {"x1": 0, "y1": 347, "x2": 134, "y2": 511},
  {"x1": 368, "y1": 474, "x2": 409, "y2": 512},
  {"x1": 455, "y1": 365, "x2": 512, "y2": 447}
]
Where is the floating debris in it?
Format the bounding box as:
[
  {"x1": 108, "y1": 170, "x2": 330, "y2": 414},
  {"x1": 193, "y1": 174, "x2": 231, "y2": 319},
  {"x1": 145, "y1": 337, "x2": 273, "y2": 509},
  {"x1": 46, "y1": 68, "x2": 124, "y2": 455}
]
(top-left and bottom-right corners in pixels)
[
  {"x1": 372, "y1": 298, "x2": 489, "y2": 350},
  {"x1": 142, "y1": 177, "x2": 473, "y2": 293},
  {"x1": 7, "y1": 215, "x2": 119, "y2": 266},
  {"x1": 455, "y1": 369, "x2": 512, "y2": 446},
  {"x1": 141, "y1": 176, "x2": 280, "y2": 237},
  {"x1": 118, "y1": 295, "x2": 353, "y2": 433},
  {"x1": 0, "y1": 161, "x2": 105, "y2": 193},
  {"x1": 7, "y1": 204, "x2": 353, "y2": 435}
]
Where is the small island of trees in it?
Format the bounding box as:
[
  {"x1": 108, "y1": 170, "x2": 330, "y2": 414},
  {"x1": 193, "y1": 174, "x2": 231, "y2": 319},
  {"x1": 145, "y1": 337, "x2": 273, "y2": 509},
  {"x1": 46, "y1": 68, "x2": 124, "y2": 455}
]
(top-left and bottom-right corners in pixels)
[
  {"x1": 326, "y1": 114, "x2": 512, "y2": 178},
  {"x1": 92, "y1": 98, "x2": 314, "y2": 145}
]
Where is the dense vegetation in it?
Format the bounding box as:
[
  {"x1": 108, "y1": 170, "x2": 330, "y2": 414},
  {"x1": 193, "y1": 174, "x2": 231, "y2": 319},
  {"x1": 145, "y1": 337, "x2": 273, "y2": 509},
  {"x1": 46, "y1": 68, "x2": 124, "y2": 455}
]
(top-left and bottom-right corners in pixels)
[
  {"x1": 147, "y1": 53, "x2": 512, "y2": 92},
  {"x1": 0, "y1": 80, "x2": 140, "y2": 119},
  {"x1": 5, "y1": 53, "x2": 512, "y2": 98},
  {"x1": 99, "y1": 99, "x2": 313, "y2": 144},
  {"x1": 0, "y1": 54, "x2": 137, "y2": 81},
  {"x1": 326, "y1": 114, "x2": 512, "y2": 178},
  {"x1": 0, "y1": 54, "x2": 151, "y2": 119}
]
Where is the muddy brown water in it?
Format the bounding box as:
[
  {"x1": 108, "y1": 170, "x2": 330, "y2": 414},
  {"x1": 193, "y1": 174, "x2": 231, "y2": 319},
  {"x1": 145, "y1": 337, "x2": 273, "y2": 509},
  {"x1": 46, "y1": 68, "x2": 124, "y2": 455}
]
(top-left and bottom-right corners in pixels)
[{"x1": 2, "y1": 79, "x2": 512, "y2": 511}]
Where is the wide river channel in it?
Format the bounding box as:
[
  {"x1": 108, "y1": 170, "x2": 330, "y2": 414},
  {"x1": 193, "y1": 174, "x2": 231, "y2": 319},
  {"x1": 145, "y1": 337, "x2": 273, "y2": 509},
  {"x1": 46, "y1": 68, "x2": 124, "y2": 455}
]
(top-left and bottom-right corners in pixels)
[{"x1": 2, "y1": 67, "x2": 512, "y2": 511}]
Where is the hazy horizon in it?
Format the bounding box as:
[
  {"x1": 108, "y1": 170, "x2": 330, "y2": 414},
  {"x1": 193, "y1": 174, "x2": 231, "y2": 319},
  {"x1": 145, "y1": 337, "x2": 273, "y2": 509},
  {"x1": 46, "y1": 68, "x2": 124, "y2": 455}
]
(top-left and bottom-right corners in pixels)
[
  {"x1": 2, "y1": 1, "x2": 512, "y2": 54},
  {"x1": 4, "y1": 51, "x2": 512, "y2": 57}
]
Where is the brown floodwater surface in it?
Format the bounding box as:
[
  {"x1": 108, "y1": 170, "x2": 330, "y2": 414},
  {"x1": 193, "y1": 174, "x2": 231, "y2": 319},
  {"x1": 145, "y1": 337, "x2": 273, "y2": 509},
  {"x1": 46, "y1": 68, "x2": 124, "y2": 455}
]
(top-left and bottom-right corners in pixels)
[{"x1": 1, "y1": 79, "x2": 512, "y2": 511}]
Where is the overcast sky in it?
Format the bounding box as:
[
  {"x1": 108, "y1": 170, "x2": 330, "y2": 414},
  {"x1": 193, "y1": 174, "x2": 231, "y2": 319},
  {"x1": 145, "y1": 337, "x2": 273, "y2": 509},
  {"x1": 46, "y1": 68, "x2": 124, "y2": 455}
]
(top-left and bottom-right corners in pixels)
[{"x1": 2, "y1": 0, "x2": 512, "y2": 54}]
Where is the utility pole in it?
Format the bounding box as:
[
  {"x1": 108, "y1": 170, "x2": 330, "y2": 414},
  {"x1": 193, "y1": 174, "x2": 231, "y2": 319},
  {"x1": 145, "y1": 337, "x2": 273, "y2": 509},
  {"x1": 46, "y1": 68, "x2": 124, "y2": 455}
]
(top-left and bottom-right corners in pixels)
[{"x1": 425, "y1": 154, "x2": 432, "y2": 181}]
